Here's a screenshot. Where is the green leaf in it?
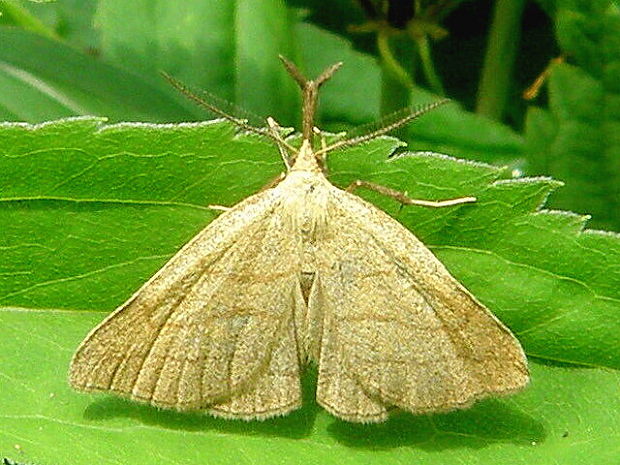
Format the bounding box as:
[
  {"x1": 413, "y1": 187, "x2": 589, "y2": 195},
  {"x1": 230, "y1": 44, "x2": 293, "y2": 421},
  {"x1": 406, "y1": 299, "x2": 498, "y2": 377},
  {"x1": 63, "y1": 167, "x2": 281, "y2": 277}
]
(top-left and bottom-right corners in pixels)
[
  {"x1": 0, "y1": 118, "x2": 281, "y2": 311},
  {"x1": 2, "y1": 308, "x2": 620, "y2": 465},
  {"x1": 1, "y1": 118, "x2": 620, "y2": 464}
]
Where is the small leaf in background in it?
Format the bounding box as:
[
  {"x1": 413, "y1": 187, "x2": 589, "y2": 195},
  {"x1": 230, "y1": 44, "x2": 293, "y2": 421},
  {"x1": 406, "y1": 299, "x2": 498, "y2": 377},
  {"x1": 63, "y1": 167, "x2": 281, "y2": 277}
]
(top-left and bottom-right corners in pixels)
[
  {"x1": 524, "y1": 0, "x2": 620, "y2": 230},
  {"x1": 0, "y1": 29, "x2": 192, "y2": 123}
]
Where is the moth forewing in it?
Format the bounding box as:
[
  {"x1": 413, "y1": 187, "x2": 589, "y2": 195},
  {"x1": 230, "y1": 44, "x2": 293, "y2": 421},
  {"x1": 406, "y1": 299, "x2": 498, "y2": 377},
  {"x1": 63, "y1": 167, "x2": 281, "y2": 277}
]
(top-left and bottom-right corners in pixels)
[
  {"x1": 313, "y1": 188, "x2": 528, "y2": 420},
  {"x1": 69, "y1": 58, "x2": 529, "y2": 423},
  {"x1": 69, "y1": 187, "x2": 304, "y2": 417}
]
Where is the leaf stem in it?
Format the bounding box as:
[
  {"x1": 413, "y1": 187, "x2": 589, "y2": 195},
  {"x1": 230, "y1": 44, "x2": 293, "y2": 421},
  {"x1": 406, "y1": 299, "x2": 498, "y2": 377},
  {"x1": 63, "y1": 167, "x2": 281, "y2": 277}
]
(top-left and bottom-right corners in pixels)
[
  {"x1": 377, "y1": 29, "x2": 415, "y2": 91},
  {"x1": 475, "y1": 0, "x2": 525, "y2": 120},
  {"x1": 416, "y1": 34, "x2": 445, "y2": 96},
  {"x1": 377, "y1": 29, "x2": 413, "y2": 117}
]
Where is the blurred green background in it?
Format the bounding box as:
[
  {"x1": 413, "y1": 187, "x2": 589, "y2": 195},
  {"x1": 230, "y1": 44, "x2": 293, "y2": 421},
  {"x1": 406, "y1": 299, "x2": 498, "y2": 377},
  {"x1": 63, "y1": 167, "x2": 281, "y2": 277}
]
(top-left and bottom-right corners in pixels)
[{"x1": 1, "y1": 0, "x2": 618, "y2": 230}]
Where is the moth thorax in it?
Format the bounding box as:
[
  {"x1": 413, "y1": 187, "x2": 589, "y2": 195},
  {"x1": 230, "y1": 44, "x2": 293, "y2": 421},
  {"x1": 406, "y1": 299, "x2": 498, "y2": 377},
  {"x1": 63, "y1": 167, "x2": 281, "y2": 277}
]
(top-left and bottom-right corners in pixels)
[
  {"x1": 281, "y1": 173, "x2": 329, "y2": 241},
  {"x1": 301, "y1": 181, "x2": 329, "y2": 242}
]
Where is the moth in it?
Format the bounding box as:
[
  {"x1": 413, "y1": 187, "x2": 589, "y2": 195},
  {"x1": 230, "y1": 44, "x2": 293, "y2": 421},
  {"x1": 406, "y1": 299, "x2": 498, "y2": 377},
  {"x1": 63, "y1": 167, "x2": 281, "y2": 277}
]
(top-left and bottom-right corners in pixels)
[{"x1": 69, "y1": 57, "x2": 529, "y2": 423}]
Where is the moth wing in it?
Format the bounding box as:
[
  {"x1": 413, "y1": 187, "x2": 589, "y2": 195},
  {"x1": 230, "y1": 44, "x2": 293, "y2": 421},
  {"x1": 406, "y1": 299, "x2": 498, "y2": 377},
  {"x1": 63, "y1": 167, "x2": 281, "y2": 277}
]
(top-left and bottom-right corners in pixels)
[
  {"x1": 70, "y1": 189, "x2": 303, "y2": 418},
  {"x1": 315, "y1": 190, "x2": 529, "y2": 421}
]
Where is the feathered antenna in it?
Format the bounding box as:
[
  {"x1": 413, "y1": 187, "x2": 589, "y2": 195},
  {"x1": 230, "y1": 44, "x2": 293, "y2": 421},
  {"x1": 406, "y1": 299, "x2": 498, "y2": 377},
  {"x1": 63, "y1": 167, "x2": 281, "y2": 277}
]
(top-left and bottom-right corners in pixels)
[
  {"x1": 161, "y1": 71, "x2": 295, "y2": 151},
  {"x1": 316, "y1": 99, "x2": 450, "y2": 156},
  {"x1": 163, "y1": 61, "x2": 448, "y2": 160}
]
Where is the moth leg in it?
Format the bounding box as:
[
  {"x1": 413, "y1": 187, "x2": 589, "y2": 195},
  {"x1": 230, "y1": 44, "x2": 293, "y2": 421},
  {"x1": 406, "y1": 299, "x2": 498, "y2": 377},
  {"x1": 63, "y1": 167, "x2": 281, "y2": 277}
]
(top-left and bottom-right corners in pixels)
[
  {"x1": 267, "y1": 116, "x2": 295, "y2": 169},
  {"x1": 345, "y1": 180, "x2": 476, "y2": 208},
  {"x1": 208, "y1": 204, "x2": 232, "y2": 212},
  {"x1": 312, "y1": 126, "x2": 329, "y2": 171}
]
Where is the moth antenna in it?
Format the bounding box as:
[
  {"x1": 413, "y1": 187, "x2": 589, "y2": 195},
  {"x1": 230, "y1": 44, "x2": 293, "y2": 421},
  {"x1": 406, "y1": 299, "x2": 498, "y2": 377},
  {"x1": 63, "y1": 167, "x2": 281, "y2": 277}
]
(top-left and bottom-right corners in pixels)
[
  {"x1": 317, "y1": 99, "x2": 451, "y2": 155},
  {"x1": 279, "y1": 55, "x2": 343, "y2": 144},
  {"x1": 161, "y1": 71, "x2": 281, "y2": 144}
]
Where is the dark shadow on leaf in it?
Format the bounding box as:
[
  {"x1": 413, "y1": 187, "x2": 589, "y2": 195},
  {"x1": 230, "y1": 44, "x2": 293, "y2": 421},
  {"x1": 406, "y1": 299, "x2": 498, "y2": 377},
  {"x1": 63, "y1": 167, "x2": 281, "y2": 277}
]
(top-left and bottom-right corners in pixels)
[
  {"x1": 527, "y1": 356, "x2": 589, "y2": 369},
  {"x1": 78, "y1": 363, "x2": 545, "y2": 448},
  {"x1": 327, "y1": 398, "x2": 546, "y2": 450},
  {"x1": 81, "y1": 369, "x2": 320, "y2": 439}
]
